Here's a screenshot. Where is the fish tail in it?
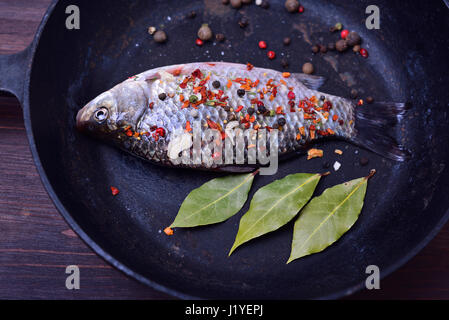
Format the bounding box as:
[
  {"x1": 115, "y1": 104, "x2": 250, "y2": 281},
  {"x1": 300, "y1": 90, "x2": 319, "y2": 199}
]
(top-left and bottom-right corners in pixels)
[{"x1": 352, "y1": 101, "x2": 411, "y2": 161}]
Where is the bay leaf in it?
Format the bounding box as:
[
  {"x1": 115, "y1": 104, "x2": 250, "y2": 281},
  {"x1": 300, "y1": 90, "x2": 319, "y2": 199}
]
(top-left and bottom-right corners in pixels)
[
  {"x1": 170, "y1": 172, "x2": 256, "y2": 228},
  {"x1": 229, "y1": 173, "x2": 324, "y2": 255},
  {"x1": 288, "y1": 170, "x2": 376, "y2": 263}
]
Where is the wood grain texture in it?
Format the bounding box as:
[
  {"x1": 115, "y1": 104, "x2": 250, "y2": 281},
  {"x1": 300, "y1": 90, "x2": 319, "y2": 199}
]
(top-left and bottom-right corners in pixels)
[{"x1": 0, "y1": 0, "x2": 448, "y2": 300}]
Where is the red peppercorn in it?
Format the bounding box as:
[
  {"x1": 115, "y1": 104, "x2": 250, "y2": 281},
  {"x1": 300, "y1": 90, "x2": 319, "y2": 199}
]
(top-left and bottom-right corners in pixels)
[
  {"x1": 110, "y1": 187, "x2": 119, "y2": 196},
  {"x1": 298, "y1": 5, "x2": 304, "y2": 13},
  {"x1": 195, "y1": 38, "x2": 203, "y2": 46},
  {"x1": 341, "y1": 29, "x2": 349, "y2": 39},
  {"x1": 267, "y1": 50, "x2": 276, "y2": 59},
  {"x1": 288, "y1": 91, "x2": 296, "y2": 100},
  {"x1": 258, "y1": 41, "x2": 267, "y2": 49},
  {"x1": 156, "y1": 127, "x2": 166, "y2": 137},
  {"x1": 359, "y1": 48, "x2": 369, "y2": 58}
]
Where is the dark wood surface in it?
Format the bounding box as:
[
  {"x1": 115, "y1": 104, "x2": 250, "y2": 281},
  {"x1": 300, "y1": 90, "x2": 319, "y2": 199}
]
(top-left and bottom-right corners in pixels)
[{"x1": 0, "y1": 0, "x2": 448, "y2": 300}]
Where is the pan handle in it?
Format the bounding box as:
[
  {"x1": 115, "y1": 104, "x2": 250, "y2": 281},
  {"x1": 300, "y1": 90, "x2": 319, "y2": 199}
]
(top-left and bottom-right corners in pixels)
[{"x1": 0, "y1": 47, "x2": 32, "y2": 106}]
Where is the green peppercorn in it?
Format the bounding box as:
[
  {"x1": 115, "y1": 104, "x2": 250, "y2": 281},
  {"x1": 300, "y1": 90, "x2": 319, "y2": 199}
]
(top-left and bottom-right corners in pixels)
[{"x1": 189, "y1": 95, "x2": 199, "y2": 103}]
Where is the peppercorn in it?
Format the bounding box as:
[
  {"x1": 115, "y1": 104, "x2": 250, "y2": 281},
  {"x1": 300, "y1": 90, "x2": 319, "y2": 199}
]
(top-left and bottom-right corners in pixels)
[
  {"x1": 353, "y1": 44, "x2": 361, "y2": 53},
  {"x1": 302, "y1": 62, "x2": 314, "y2": 74},
  {"x1": 283, "y1": 37, "x2": 291, "y2": 46},
  {"x1": 261, "y1": 0, "x2": 270, "y2": 9},
  {"x1": 350, "y1": 89, "x2": 358, "y2": 99},
  {"x1": 335, "y1": 39, "x2": 348, "y2": 52},
  {"x1": 341, "y1": 29, "x2": 349, "y2": 39},
  {"x1": 258, "y1": 40, "x2": 267, "y2": 49},
  {"x1": 216, "y1": 33, "x2": 225, "y2": 42},
  {"x1": 311, "y1": 45, "x2": 319, "y2": 53},
  {"x1": 238, "y1": 16, "x2": 249, "y2": 28},
  {"x1": 228, "y1": 113, "x2": 237, "y2": 121},
  {"x1": 230, "y1": 0, "x2": 242, "y2": 8},
  {"x1": 258, "y1": 105, "x2": 267, "y2": 114},
  {"x1": 267, "y1": 51, "x2": 276, "y2": 59},
  {"x1": 366, "y1": 96, "x2": 374, "y2": 104},
  {"x1": 222, "y1": 0, "x2": 230, "y2": 4},
  {"x1": 158, "y1": 93, "x2": 167, "y2": 101},
  {"x1": 320, "y1": 45, "x2": 328, "y2": 53},
  {"x1": 281, "y1": 58, "x2": 289, "y2": 68},
  {"x1": 212, "y1": 80, "x2": 221, "y2": 89},
  {"x1": 153, "y1": 30, "x2": 167, "y2": 43},
  {"x1": 335, "y1": 23, "x2": 343, "y2": 31},
  {"x1": 148, "y1": 26, "x2": 157, "y2": 35},
  {"x1": 328, "y1": 42, "x2": 335, "y2": 51},
  {"x1": 285, "y1": 0, "x2": 299, "y2": 13},
  {"x1": 272, "y1": 123, "x2": 279, "y2": 129},
  {"x1": 346, "y1": 31, "x2": 361, "y2": 46},
  {"x1": 224, "y1": 105, "x2": 231, "y2": 112},
  {"x1": 187, "y1": 11, "x2": 196, "y2": 19},
  {"x1": 247, "y1": 107, "x2": 255, "y2": 115},
  {"x1": 237, "y1": 89, "x2": 246, "y2": 97},
  {"x1": 359, "y1": 157, "x2": 369, "y2": 166},
  {"x1": 298, "y1": 5, "x2": 304, "y2": 13},
  {"x1": 360, "y1": 48, "x2": 369, "y2": 58},
  {"x1": 277, "y1": 118, "x2": 286, "y2": 126},
  {"x1": 196, "y1": 38, "x2": 204, "y2": 46},
  {"x1": 198, "y1": 24, "x2": 213, "y2": 41},
  {"x1": 320, "y1": 95, "x2": 325, "y2": 101}
]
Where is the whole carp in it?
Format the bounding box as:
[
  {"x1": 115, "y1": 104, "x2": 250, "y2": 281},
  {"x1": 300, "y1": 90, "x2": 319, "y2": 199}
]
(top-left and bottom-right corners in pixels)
[{"x1": 76, "y1": 62, "x2": 407, "y2": 172}]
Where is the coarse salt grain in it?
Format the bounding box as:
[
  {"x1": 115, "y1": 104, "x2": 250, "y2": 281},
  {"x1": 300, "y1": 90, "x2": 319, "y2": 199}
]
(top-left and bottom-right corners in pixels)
[{"x1": 333, "y1": 161, "x2": 341, "y2": 171}]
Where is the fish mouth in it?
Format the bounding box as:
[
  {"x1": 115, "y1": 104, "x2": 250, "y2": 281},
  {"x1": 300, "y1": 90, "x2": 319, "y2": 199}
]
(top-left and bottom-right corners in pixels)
[{"x1": 76, "y1": 107, "x2": 88, "y2": 132}]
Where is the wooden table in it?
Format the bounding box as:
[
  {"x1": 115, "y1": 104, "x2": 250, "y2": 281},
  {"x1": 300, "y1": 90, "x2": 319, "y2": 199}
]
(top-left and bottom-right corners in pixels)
[{"x1": 1, "y1": 0, "x2": 448, "y2": 300}]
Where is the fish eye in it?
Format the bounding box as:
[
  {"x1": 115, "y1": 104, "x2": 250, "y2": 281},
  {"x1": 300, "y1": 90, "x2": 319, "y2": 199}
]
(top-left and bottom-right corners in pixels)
[{"x1": 94, "y1": 107, "x2": 109, "y2": 122}]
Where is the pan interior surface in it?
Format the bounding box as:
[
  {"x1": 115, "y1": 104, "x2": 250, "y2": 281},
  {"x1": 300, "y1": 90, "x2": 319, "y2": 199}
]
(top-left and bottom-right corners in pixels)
[{"x1": 27, "y1": 0, "x2": 449, "y2": 299}]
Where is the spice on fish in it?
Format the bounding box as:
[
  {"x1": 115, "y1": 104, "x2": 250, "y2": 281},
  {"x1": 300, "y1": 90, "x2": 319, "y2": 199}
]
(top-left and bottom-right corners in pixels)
[{"x1": 110, "y1": 187, "x2": 120, "y2": 196}]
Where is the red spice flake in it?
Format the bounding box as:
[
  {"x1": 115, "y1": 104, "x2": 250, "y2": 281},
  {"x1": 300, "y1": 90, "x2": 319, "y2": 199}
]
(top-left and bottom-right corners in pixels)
[
  {"x1": 110, "y1": 187, "x2": 120, "y2": 196},
  {"x1": 327, "y1": 128, "x2": 336, "y2": 135},
  {"x1": 309, "y1": 124, "x2": 316, "y2": 131},
  {"x1": 244, "y1": 122, "x2": 250, "y2": 129},
  {"x1": 360, "y1": 48, "x2": 369, "y2": 58},
  {"x1": 226, "y1": 80, "x2": 232, "y2": 88},
  {"x1": 341, "y1": 29, "x2": 349, "y2": 39},
  {"x1": 288, "y1": 91, "x2": 295, "y2": 100},
  {"x1": 185, "y1": 121, "x2": 192, "y2": 132},
  {"x1": 357, "y1": 99, "x2": 364, "y2": 106},
  {"x1": 332, "y1": 114, "x2": 339, "y2": 121},
  {"x1": 282, "y1": 72, "x2": 291, "y2": 78},
  {"x1": 195, "y1": 38, "x2": 204, "y2": 46},
  {"x1": 164, "y1": 227, "x2": 174, "y2": 236},
  {"x1": 207, "y1": 119, "x2": 222, "y2": 131},
  {"x1": 249, "y1": 115, "x2": 256, "y2": 123},
  {"x1": 235, "y1": 105, "x2": 244, "y2": 112},
  {"x1": 247, "y1": 63, "x2": 254, "y2": 71},
  {"x1": 125, "y1": 129, "x2": 133, "y2": 137},
  {"x1": 191, "y1": 69, "x2": 203, "y2": 79},
  {"x1": 267, "y1": 51, "x2": 276, "y2": 60},
  {"x1": 179, "y1": 78, "x2": 189, "y2": 89},
  {"x1": 276, "y1": 106, "x2": 284, "y2": 114},
  {"x1": 298, "y1": 5, "x2": 305, "y2": 13},
  {"x1": 149, "y1": 102, "x2": 154, "y2": 109},
  {"x1": 181, "y1": 101, "x2": 190, "y2": 109},
  {"x1": 172, "y1": 68, "x2": 182, "y2": 76},
  {"x1": 155, "y1": 127, "x2": 166, "y2": 137},
  {"x1": 254, "y1": 124, "x2": 261, "y2": 130},
  {"x1": 258, "y1": 41, "x2": 267, "y2": 49}
]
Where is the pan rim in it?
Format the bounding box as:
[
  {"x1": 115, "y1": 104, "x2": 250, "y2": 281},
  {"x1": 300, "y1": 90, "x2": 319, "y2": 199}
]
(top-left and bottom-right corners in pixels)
[{"x1": 20, "y1": 0, "x2": 449, "y2": 300}]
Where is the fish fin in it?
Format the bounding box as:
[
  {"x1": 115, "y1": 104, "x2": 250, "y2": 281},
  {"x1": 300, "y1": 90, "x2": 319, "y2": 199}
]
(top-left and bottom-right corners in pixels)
[
  {"x1": 292, "y1": 73, "x2": 326, "y2": 90},
  {"x1": 352, "y1": 101, "x2": 411, "y2": 161}
]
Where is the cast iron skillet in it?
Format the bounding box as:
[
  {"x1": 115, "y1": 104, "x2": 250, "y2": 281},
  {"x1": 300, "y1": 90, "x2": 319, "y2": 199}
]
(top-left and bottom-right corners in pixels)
[{"x1": 1, "y1": 0, "x2": 448, "y2": 299}]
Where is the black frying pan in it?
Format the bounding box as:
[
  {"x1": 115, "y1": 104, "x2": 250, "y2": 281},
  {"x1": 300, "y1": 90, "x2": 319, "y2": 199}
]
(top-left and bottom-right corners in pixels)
[{"x1": 1, "y1": 0, "x2": 448, "y2": 299}]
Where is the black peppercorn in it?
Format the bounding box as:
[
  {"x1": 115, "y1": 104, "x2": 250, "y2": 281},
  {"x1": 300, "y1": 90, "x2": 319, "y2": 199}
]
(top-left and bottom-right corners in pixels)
[
  {"x1": 272, "y1": 123, "x2": 279, "y2": 129},
  {"x1": 320, "y1": 45, "x2": 327, "y2": 53},
  {"x1": 281, "y1": 58, "x2": 289, "y2": 69},
  {"x1": 227, "y1": 113, "x2": 236, "y2": 121},
  {"x1": 215, "y1": 33, "x2": 225, "y2": 42},
  {"x1": 320, "y1": 95, "x2": 325, "y2": 101},
  {"x1": 238, "y1": 17, "x2": 249, "y2": 28},
  {"x1": 158, "y1": 93, "x2": 167, "y2": 101},
  {"x1": 261, "y1": 1, "x2": 270, "y2": 9},
  {"x1": 311, "y1": 45, "x2": 319, "y2": 54},
  {"x1": 366, "y1": 96, "x2": 374, "y2": 104},
  {"x1": 350, "y1": 89, "x2": 358, "y2": 99},
  {"x1": 247, "y1": 107, "x2": 255, "y2": 115},
  {"x1": 258, "y1": 105, "x2": 267, "y2": 114},
  {"x1": 212, "y1": 80, "x2": 221, "y2": 89},
  {"x1": 187, "y1": 11, "x2": 196, "y2": 19},
  {"x1": 283, "y1": 37, "x2": 291, "y2": 46},
  {"x1": 237, "y1": 89, "x2": 245, "y2": 97},
  {"x1": 277, "y1": 118, "x2": 286, "y2": 126}
]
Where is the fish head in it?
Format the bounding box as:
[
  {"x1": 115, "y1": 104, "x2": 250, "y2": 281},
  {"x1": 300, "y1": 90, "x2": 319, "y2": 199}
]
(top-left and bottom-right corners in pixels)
[{"x1": 76, "y1": 82, "x2": 148, "y2": 138}]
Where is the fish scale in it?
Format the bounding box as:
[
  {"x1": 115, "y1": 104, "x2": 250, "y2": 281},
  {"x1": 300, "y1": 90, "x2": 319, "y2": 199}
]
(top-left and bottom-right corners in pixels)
[{"x1": 76, "y1": 62, "x2": 406, "y2": 171}]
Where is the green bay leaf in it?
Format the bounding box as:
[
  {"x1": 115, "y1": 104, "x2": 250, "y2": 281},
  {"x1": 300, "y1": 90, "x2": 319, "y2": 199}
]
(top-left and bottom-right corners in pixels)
[
  {"x1": 229, "y1": 173, "x2": 323, "y2": 255},
  {"x1": 170, "y1": 172, "x2": 256, "y2": 228},
  {"x1": 288, "y1": 170, "x2": 376, "y2": 263}
]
